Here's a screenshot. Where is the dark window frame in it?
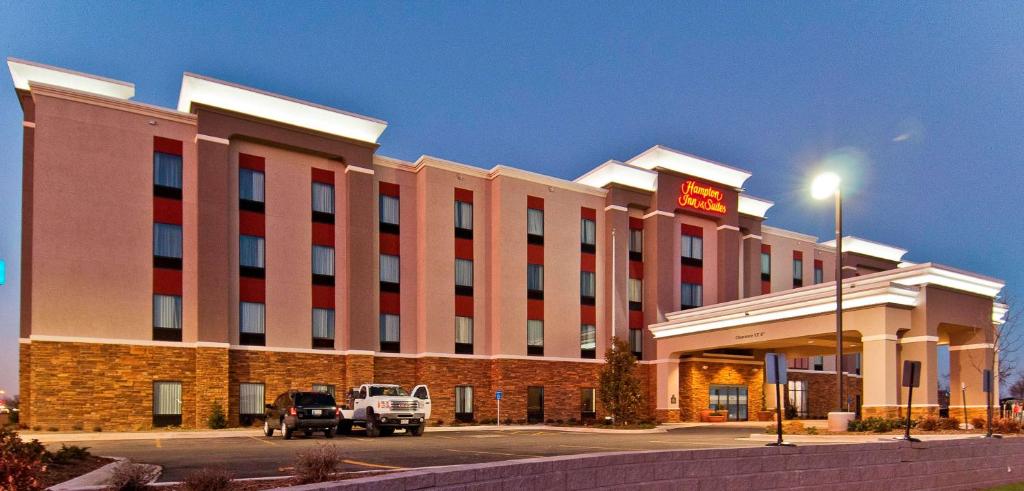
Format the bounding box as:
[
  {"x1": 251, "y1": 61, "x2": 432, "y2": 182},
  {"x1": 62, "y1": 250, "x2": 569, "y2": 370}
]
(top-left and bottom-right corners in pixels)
[
  {"x1": 312, "y1": 337, "x2": 335, "y2": 349},
  {"x1": 380, "y1": 281, "x2": 401, "y2": 293},
  {"x1": 240, "y1": 332, "x2": 265, "y2": 346},
  {"x1": 240, "y1": 265, "x2": 266, "y2": 279},
  {"x1": 153, "y1": 327, "x2": 182, "y2": 342},
  {"x1": 379, "y1": 341, "x2": 400, "y2": 353},
  {"x1": 312, "y1": 210, "x2": 335, "y2": 224},
  {"x1": 239, "y1": 198, "x2": 265, "y2": 213},
  {"x1": 455, "y1": 342, "x2": 474, "y2": 355},
  {"x1": 313, "y1": 274, "x2": 335, "y2": 286}
]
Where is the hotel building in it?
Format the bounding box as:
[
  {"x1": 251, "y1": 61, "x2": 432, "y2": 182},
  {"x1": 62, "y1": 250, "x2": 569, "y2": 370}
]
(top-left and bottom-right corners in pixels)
[{"x1": 9, "y1": 58, "x2": 1007, "y2": 431}]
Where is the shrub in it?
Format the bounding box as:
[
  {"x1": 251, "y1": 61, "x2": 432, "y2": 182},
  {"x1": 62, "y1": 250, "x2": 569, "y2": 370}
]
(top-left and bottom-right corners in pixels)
[
  {"x1": 31, "y1": 426, "x2": 40, "y2": 432},
  {"x1": 504, "y1": 418, "x2": 513, "y2": 425},
  {"x1": 93, "y1": 426, "x2": 103, "y2": 432},
  {"x1": 994, "y1": 418, "x2": 1021, "y2": 434},
  {"x1": 0, "y1": 427, "x2": 47, "y2": 491},
  {"x1": 207, "y1": 402, "x2": 228, "y2": 430},
  {"x1": 940, "y1": 417, "x2": 960, "y2": 431},
  {"x1": 848, "y1": 417, "x2": 903, "y2": 433},
  {"x1": 108, "y1": 462, "x2": 153, "y2": 491},
  {"x1": 46, "y1": 427, "x2": 58, "y2": 432},
  {"x1": 918, "y1": 415, "x2": 940, "y2": 431},
  {"x1": 806, "y1": 426, "x2": 819, "y2": 435},
  {"x1": 783, "y1": 421, "x2": 805, "y2": 434},
  {"x1": 295, "y1": 444, "x2": 343, "y2": 484},
  {"x1": 71, "y1": 423, "x2": 84, "y2": 431},
  {"x1": 182, "y1": 468, "x2": 234, "y2": 491},
  {"x1": 970, "y1": 417, "x2": 987, "y2": 430},
  {"x1": 9, "y1": 411, "x2": 18, "y2": 425},
  {"x1": 568, "y1": 418, "x2": 578, "y2": 425},
  {"x1": 545, "y1": 418, "x2": 555, "y2": 424},
  {"x1": 48, "y1": 444, "x2": 91, "y2": 465},
  {"x1": 555, "y1": 419, "x2": 564, "y2": 425},
  {"x1": 434, "y1": 419, "x2": 445, "y2": 426}
]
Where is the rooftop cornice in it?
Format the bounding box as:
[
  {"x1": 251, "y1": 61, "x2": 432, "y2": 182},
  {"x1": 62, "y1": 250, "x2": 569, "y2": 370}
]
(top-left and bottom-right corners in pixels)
[
  {"x1": 574, "y1": 160, "x2": 658, "y2": 192},
  {"x1": 28, "y1": 82, "x2": 196, "y2": 125},
  {"x1": 737, "y1": 195, "x2": 774, "y2": 219},
  {"x1": 820, "y1": 236, "x2": 908, "y2": 263},
  {"x1": 625, "y1": 145, "x2": 752, "y2": 189},
  {"x1": 762, "y1": 225, "x2": 818, "y2": 243},
  {"x1": 8, "y1": 57, "x2": 134, "y2": 99}
]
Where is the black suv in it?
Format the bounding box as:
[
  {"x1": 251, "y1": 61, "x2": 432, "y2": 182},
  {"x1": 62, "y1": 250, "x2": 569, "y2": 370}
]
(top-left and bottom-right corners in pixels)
[{"x1": 263, "y1": 391, "x2": 340, "y2": 439}]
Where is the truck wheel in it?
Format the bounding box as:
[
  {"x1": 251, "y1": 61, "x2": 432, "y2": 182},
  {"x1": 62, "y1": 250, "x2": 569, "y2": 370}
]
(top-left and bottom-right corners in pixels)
[
  {"x1": 263, "y1": 419, "x2": 274, "y2": 437},
  {"x1": 337, "y1": 421, "x2": 353, "y2": 435},
  {"x1": 365, "y1": 413, "x2": 381, "y2": 438},
  {"x1": 410, "y1": 423, "x2": 425, "y2": 436},
  {"x1": 324, "y1": 429, "x2": 335, "y2": 438},
  {"x1": 282, "y1": 420, "x2": 293, "y2": 440},
  {"x1": 304, "y1": 429, "x2": 313, "y2": 437},
  {"x1": 381, "y1": 427, "x2": 394, "y2": 436}
]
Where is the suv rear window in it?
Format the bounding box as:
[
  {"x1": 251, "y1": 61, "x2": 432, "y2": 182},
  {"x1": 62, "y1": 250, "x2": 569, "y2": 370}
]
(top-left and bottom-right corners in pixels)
[{"x1": 295, "y1": 393, "x2": 336, "y2": 406}]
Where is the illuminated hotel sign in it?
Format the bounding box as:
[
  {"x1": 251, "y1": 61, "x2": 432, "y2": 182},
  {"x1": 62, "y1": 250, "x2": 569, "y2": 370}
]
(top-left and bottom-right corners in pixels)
[{"x1": 678, "y1": 179, "x2": 727, "y2": 216}]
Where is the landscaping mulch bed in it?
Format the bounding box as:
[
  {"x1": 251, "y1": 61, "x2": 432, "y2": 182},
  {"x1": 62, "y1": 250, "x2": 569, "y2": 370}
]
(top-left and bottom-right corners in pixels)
[
  {"x1": 155, "y1": 470, "x2": 397, "y2": 490},
  {"x1": 38, "y1": 455, "x2": 116, "y2": 488}
]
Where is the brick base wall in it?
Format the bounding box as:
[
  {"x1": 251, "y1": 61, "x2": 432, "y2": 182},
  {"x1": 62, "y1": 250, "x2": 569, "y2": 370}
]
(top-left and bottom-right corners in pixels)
[
  {"x1": 19, "y1": 343, "x2": 30, "y2": 425},
  {"x1": 195, "y1": 348, "x2": 229, "y2": 428},
  {"x1": 228, "y1": 349, "x2": 346, "y2": 426},
  {"x1": 679, "y1": 360, "x2": 764, "y2": 421},
  {"x1": 787, "y1": 371, "x2": 863, "y2": 418}
]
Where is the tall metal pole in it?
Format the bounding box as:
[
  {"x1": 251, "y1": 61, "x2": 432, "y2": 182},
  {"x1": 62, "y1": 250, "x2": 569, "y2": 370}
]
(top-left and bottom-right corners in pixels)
[{"x1": 835, "y1": 188, "x2": 845, "y2": 412}]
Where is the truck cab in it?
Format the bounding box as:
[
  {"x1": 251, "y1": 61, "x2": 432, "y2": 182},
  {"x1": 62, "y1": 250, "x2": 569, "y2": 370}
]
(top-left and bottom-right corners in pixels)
[{"x1": 338, "y1": 384, "x2": 431, "y2": 437}]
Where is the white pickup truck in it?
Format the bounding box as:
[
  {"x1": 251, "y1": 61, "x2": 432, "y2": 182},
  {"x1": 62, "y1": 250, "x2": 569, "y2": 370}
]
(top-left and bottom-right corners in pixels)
[{"x1": 338, "y1": 384, "x2": 431, "y2": 437}]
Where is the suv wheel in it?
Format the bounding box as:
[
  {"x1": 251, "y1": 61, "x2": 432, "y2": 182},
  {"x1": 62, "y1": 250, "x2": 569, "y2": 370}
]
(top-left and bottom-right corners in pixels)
[
  {"x1": 282, "y1": 419, "x2": 293, "y2": 440},
  {"x1": 263, "y1": 419, "x2": 274, "y2": 437}
]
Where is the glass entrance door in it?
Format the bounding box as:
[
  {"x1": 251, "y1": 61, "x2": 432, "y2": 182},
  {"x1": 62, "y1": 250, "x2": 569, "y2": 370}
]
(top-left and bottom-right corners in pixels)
[
  {"x1": 527, "y1": 386, "x2": 544, "y2": 423},
  {"x1": 709, "y1": 385, "x2": 748, "y2": 421}
]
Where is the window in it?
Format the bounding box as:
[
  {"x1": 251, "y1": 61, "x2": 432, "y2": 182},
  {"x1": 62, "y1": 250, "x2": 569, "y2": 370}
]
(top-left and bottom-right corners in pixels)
[
  {"x1": 312, "y1": 245, "x2": 335, "y2": 285},
  {"x1": 628, "y1": 329, "x2": 642, "y2": 359},
  {"x1": 153, "y1": 381, "x2": 182, "y2": 427},
  {"x1": 629, "y1": 229, "x2": 643, "y2": 261},
  {"x1": 455, "y1": 316, "x2": 473, "y2": 354},
  {"x1": 760, "y1": 252, "x2": 771, "y2": 281},
  {"x1": 312, "y1": 182, "x2": 334, "y2": 223},
  {"x1": 814, "y1": 262, "x2": 824, "y2": 284},
  {"x1": 380, "y1": 254, "x2": 400, "y2": 291},
  {"x1": 580, "y1": 324, "x2": 596, "y2": 359},
  {"x1": 681, "y1": 283, "x2": 703, "y2": 309},
  {"x1": 628, "y1": 278, "x2": 643, "y2": 311},
  {"x1": 239, "y1": 383, "x2": 265, "y2": 418},
  {"x1": 527, "y1": 320, "x2": 544, "y2": 356},
  {"x1": 153, "y1": 295, "x2": 182, "y2": 341},
  {"x1": 455, "y1": 258, "x2": 473, "y2": 296},
  {"x1": 154, "y1": 152, "x2": 183, "y2": 198},
  {"x1": 380, "y1": 314, "x2": 400, "y2": 352},
  {"x1": 239, "y1": 235, "x2": 265, "y2": 277},
  {"x1": 240, "y1": 302, "x2": 265, "y2": 346},
  {"x1": 527, "y1": 208, "x2": 544, "y2": 244},
  {"x1": 239, "y1": 168, "x2": 265, "y2": 211},
  {"x1": 787, "y1": 380, "x2": 808, "y2": 418},
  {"x1": 455, "y1": 386, "x2": 474, "y2": 422},
  {"x1": 581, "y1": 388, "x2": 596, "y2": 419},
  {"x1": 581, "y1": 218, "x2": 596, "y2": 253},
  {"x1": 681, "y1": 233, "x2": 703, "y2": 264},
  {"x1": 312, "y1": 308, "x2": 335, "y2": 348},
  {"x1": 455, "y1": 200, "x2": 473, "y2": 238},
  {"x1": 789, "y1": 357, "x2": 809, "y2": 370},
  {"x1": 812, "y1": 356, "x2": 824, "y2": 371},
  {"x1": 153, "y1": 223, "x2": 183, "y2": 269},
  {"x1": 380, "y1": 194, "x2": 399, "y2": 233},
  {"x1": 313, "y1": 384, "x2": 335, "y2": 397},
  {"x1": 580, "y1": 271, "x2": 596, "y2": 304},
  {"x1": 527, "y1": 264, "x2": 544, "y2": 299},
  {"x1": 793, "y1": 258, "x2": 804, "y2": 288}
]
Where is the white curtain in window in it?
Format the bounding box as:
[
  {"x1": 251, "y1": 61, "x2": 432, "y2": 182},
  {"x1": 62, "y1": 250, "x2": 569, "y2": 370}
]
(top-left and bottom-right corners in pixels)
[
  {"x1": 629, "y1": 229, "x2": 643, "y2": 253},
  {"x1": 153, "y1": 295, "x2": 182, "y2": 330},
  {"x1": 455, "y1": 316, "x2": 473, "y2": 344},
  {"x1": 581, "y1": 219, "x2": 596, "y2": 245},
  {"x1": 628, "y1": 278, "x2": 643, "y2": 303},
  {"x1": 380, "y1": 195, "x2": 399, "y2": 225},
  {"x1": 239, "y1": 169, "x2": 265, "y2": 202},
  {"x1": 580, "y1": 272, "x2": 596, "y2": 298},
  {"x1": 629, "y1": 329, "x2": 642, "y2": 354},
  {"x1": 153, "y1": 381, "x2": 182, "y2": 415},
  {"x1": 153, "y1": 223, "x2": 183, "y2": 258},
  {"x1": 527, "y1": 264, "x2": 544, "y2": 291},
  {"x1": 455, "y1": 259, "x2": 473, "y2": 287},
  {"x1": 456, "y1": 386, "x2": 473, "y2": 414},
  {"x1": 240, "y1": 302, "x2": 265, "y2": 334},
  {"x1": 527, "y1": 208, "x2": 544, "y2": 236},
  {"x1": 312, "y1": 182, "x2": 335, "y2": 214},
  {"x1": 455, "y1": 201, "x2": 473, "y2": 230},
  {"x1": 380, "y1": 254, "x2": 400, "y2": 283},
  {"x1": 154, "y1": 153, "x2": 183, "y2": 189},
  {"x1": 312, "y1": 246, "x2": 335, "y2": 276},
  {"x1": 527, "y1": 320, "x2": 544, "y2": 347},
  {"x1": 239, "y1": 383, "x2": 265, "y2": 415},
  {"x1": 240, "y1": 235, "x2": 265, "y2": 268},
  {"x1": 681, "y1": 283, "x2": 703, "y2": 307},
  {"x1": 312, "y1": 308, "x2": 335, "y2": 339},
  {"x1": 761, "y1": 253, "x2": 771, "y2": 275},
  {"x1": 380, "y1": 314, "x2": 400, "y2": 342},
  {"x1": 814, "y1": 268, "x2": 824, "y2": 284},
  {"x1": 793, "y1": 260, "x2": 803, "y2": 280},
  {"x1": 580, "y1": 324, "x2": 596, "y2": 350},
  {"x1": 682, "y1": 235, "x2": 703, "y2": 260}
]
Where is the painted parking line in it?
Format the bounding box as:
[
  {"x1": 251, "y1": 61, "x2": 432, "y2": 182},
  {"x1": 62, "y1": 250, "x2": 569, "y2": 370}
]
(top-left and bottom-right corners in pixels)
[
  {"x1": 342, "y1": 459, "x2": 405, "y2": 470},
  {"x1": 155, "y1": 439, "x2": 162, "y2": 448},
  {"x1": 249, "y1": 436, "x2": 278, "y2": 446},
  {"x1": 445, "y1": 448, "x2": 541, "y2": 458},
  {"x1": 558, "y1": 444, "x2": 647, "y2": 452}
]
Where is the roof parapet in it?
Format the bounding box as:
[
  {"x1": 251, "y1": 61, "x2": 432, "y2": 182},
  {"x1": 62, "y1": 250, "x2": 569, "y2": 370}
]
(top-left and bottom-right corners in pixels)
[
  {"x1": 625, "y1": 145, "x2": 752, "y2": 189},
  {"x1": 820, "y1": 236, "x2": 908, "y2": 263},
  {"x1": 738, "y1": 195, "x2": 774, "y2": 219},
  {"x1": 574, "y1": 160, "x2": 658, "y2": 192},
  {"x1": 7, "y1": 57, "x2": 134, "y2": 99}
]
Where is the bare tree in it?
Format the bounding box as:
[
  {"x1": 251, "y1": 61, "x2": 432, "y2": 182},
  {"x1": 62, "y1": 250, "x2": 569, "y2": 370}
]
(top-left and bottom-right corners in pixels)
[
  {"x1": 1009, "y1": 375, "x2": 1024, "y2": 400},
  {"x1": 967, "y1": 295, "x2": 1019, "y2": 392}
]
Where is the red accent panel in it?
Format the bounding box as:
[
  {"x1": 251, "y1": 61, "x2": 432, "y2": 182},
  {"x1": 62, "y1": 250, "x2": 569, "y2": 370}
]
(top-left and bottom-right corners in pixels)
[
  {"x1": 527, "y1": 244, "x2": 544, "y2": 265},
  {"x1": 312, "y1": 285, "x2": 335, "y2": 309},
  {"x1": 581, "y1": 207, "x2": 596, "y2": 221},
  {"x1": 580, "y1": 253, "x2": 596, "y2": 272},
  {"x1": 814, "y1": 259, "x2": 823, "y2": 269},
  {"x1": 629, "y1": 310, "x2": 644, "y2": 329},
  {"x1": 239, "y1": 153, "x2": 265, "y2": 171},
  {"x1": 239, "y1": 211, "x2": 265, "y2": 237},
  {"x1": 455, "y1": 295, "x2": 474, "y2": 317},
  {"x1": 379, "y1": 233, "x2": 400, "y2": 256},
  {"x1": 153, "y1": 268, "x2": 182, "y2": 296},
  {"x1": 154, "y1": 197, "x2": 182, "y2": 225},
  {"x1": 527, "y1": 299, "x2": 544, "y2": 320},
  {"x1": 380, "y1": 292, "x2": 401, "y2": 314},
  {"x1": 153, "y1": 136, "x2": 183, "y2": 156},
  {"x1": 527, "y1": 195, "x2": 544, "y2": 210},
  {"x1": 681, "y1": 224, "x2": 703, "y2": 237},
  {"x1": 239, "y1": 277, "x2": 266, "y2": 303},
  {"x1": 682, "y1": 265, "x2": 703, "y2": 284},
  {"x1": 761, "y1": 244, "x2": 771, "y2": 254},
  {"x1": 761, "y1": 280, "x2": 771, "y2": 295},
  {"x1": 312, "y1": 168, "x2": 334, "y2": 184},
  {"x1": 629, "y1": 217, "x2": 643, "y2": 230},
  {"x1": 379, "y1": 182, "x2": 400, "y2": 197},
  {"x1": 454, "y1": 188, "x2": 474, "y2": 203},
  {"x1": 793, "y1": 250, "x2": 803, "y2": 260},
  {"x1": 312, "y1": 222, "x2": 335, "y2": 247},
  {"x1": 580, "y1": 305, "x2": 596, "y2": 325},
  {"x1": 455, "y1": 238, "x2": 474, "y2": 260},
  {"x1": 629, "y1": 260, "x2": 644, "y2": 279}
]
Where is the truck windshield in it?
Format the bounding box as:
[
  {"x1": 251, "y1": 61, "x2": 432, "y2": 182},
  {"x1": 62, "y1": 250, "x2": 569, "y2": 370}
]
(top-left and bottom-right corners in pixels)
[
  {"x1": 369, "y1": 386, "x2": 408, "y2": 397},
  {"x1": 295, "y1": 393, "x2": 337, "y2": 406}
]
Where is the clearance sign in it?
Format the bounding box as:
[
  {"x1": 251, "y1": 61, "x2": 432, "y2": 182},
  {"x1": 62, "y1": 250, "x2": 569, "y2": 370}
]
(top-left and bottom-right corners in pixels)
[{"x1": 678, "y1": 179, "x2": 727, "y2": 216}]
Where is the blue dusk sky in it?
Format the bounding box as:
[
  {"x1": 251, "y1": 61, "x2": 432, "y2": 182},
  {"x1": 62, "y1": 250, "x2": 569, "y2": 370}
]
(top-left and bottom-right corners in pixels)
[{"x1": 0, "y1": 2, "x2": 1021, "y2": 396}]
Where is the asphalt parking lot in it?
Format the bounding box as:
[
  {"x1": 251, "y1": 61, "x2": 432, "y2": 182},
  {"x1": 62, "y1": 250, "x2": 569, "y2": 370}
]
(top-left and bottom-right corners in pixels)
[{"x1": 62, "y1": 426, "x2": 765, "y2": 482}]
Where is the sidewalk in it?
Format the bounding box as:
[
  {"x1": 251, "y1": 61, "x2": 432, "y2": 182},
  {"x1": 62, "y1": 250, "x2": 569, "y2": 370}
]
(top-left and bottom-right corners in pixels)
[{"x1": 744, "y1": 432, "x2": 992, "y2": 443}]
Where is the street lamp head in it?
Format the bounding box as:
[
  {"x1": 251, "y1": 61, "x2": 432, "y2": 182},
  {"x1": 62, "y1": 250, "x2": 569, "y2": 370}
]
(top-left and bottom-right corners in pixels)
[{"x1": 810, "y1": 172, "x2": 841, "y2": 200}]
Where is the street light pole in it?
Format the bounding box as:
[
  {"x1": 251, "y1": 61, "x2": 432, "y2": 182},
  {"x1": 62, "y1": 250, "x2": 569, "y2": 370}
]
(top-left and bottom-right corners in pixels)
[{"x1": 834, "y1": 188, "x2": 844, "y2": 412}]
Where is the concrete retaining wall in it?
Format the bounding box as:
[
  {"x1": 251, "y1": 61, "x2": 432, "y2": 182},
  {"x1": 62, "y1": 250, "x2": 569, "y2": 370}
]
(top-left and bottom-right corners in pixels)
[{"x1": 283, "y1": 437, "x2": 1024, "y2": 490}]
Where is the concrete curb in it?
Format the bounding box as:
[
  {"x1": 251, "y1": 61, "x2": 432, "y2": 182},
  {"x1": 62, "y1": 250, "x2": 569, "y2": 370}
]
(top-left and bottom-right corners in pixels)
[
  {"x1": 428, "y1": 424, "x2": 668, "y2": 434},
  {"x1": 745, "y1": 432, "x2": 988, "y2": 443},
  {"x1": 48, "y1": 458, "x2": 161, "y2": 491}
]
